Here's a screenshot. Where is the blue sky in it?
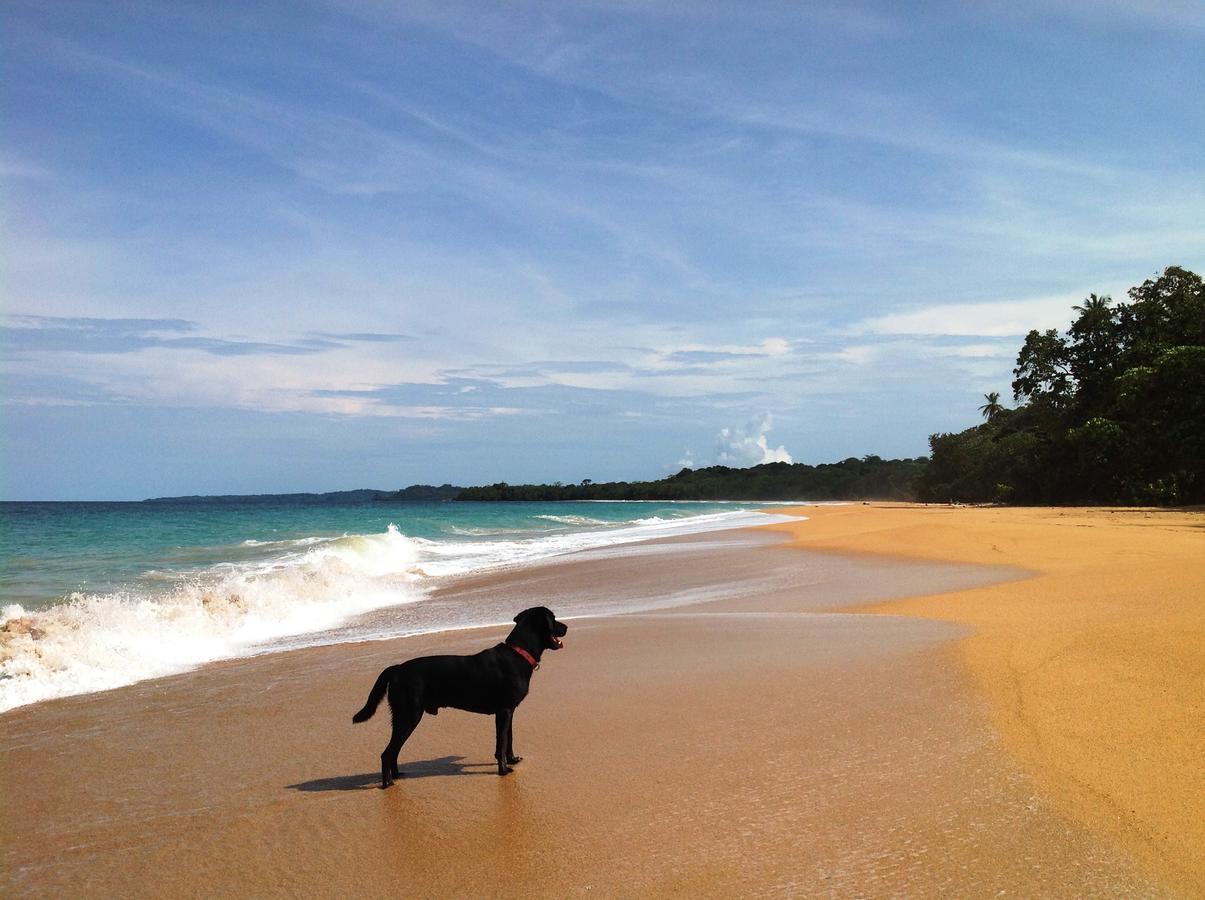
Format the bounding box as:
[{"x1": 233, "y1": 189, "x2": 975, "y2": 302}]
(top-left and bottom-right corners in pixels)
[{"x1": 3, "y1": 1, "x2": 1203, "y2": 500}]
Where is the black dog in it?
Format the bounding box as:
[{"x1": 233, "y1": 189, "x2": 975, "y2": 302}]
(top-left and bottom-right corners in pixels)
[{"x1": 352, "y1": 606, "x2": 568, "y2": 787}]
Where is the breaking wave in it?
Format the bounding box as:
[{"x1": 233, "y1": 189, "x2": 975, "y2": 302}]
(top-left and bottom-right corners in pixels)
[
  {"x1": 1, "y1": 508, "x2": 805, "y2": 712},
  {"x1": 533, "y1": 514, "x2": 611, "y2": 526},
  {"x1": 0, "y1": 525, "x2": 425, "y2": 712}
]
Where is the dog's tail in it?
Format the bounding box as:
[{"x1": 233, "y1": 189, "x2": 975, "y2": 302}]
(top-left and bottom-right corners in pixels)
[{"x1": 351, "y1": 667, "x2": 393, "y2": 723}]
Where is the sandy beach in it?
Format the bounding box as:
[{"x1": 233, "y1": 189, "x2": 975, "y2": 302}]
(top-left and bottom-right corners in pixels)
[
  {"x1": 3, "y1": 505, "x2": 1200, "y2": 897},
  {"x1": 763, "y1": 504, "x2": 1205, "y2": 895}
]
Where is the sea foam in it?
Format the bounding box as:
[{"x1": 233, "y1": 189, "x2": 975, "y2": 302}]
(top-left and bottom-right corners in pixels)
[{"x1": 0, "y1": 525, "x2": 425, "y2": 712}]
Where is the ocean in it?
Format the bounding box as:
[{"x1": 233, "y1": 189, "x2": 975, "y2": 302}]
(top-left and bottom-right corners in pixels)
[{"x1": 0, "y1": 499, "x2": 801, "y2": 712}]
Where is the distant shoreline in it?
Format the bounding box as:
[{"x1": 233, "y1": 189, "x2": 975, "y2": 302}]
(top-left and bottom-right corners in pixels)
[
  {"x1": 137, "y1": 457, "x2": 928, "y2": 505},
  {"x1": 140, "y1": 485, "x2": 463, "y2": 504}
]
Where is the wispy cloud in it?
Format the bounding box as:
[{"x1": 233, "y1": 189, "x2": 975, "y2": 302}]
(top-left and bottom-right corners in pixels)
[
  {"x1": 0, "y1": 153, "x2": 51, "y2": 180},
  {"x1": 1009, "y1": 0, "x2": 1205, "y2": 31},
  {"x1": 855, "y1": 295, "x2": 1085, "y2": 338},
  {"x1": 335, "y1": 1, "x2": 1142, "y2": 185},
  {"x1": 0, "y1": 316, "x2": 379, "y2": 357},
  {"x1": 4, "y1": 2, "x2": 1202, "y2": 496},
  {"x1": 309, "y1": 332, "x2": 416, "y2": 344}
]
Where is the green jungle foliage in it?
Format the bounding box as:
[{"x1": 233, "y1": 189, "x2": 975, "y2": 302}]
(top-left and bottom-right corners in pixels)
[
  {"x1": 919, "y1": 266, "x2": 1205, "y2": 505},
  {"x1": 375, "y1": 484, "x2": 464, "y2": 502},
  {"x1": 458, "y1": 456, "x2": 928, "y2": 502}
]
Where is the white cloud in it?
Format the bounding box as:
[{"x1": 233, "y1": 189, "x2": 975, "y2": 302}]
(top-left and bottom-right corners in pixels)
[
  {"x1": 714, "y1": 413, "x2": 793, "y2": 466},
  {"x1": 929, "y1": 343, "x2": 1016, "y2": 359},
  {"x1": 836, "y1": 345, "x2": 878, "y2": 365},
  {"x1": 646, "y1": 337, "x2": 794, "y2": 370},
  {"x1": 857, "y1": 294, "x2": 1086, "y2": 337}
]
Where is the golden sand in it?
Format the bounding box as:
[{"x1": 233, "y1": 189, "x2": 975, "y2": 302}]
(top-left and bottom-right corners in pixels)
[
  {"x1": 1, "y1": 510, "x2": 1191, "y2": 896},
  {"x1": 1, "y1": 611, "x2": 1161, "y2": 897},
  {"x1": 764, "y1": 503, "x2": 1205, "y2": 894}
]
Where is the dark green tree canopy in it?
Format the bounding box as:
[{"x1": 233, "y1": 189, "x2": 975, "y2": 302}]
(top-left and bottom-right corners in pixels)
[
  {"x1": 1012, "y1": 328, "x2": 1072, "y2": 407},
  {"x1": 923, "y1": 266, "x2": 1204, "y2": 506},
  {"x1": 458, "y1": 456, "x2": 927, "y2": 502}
]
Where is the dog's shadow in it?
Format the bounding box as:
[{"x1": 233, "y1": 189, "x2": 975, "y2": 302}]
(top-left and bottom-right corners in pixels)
[{"x1": 287, "y1": 756, "x2": 496, "y2": 792}]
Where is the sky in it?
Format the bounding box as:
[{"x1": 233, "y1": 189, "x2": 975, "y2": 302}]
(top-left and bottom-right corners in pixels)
[{"x1": 2, "y1": 1, "x2": 1203, "y2": 500}]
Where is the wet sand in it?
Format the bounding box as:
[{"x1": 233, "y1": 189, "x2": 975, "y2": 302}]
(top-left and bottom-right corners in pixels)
[
  {"x1": 1, "y1": 520, "x2": 1174, "y2": 897},
  {"x1": 764, "y1": 503, "x2": 1205, "y2": 896}
]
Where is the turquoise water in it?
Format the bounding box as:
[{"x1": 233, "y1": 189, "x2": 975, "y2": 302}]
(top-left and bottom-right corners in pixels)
[
  {"x1": 1, "y1": 500, "x2": 769, "y2": 607},
  {"x1": 0, "y1": 499, "x2": 797, "y2": 711}
]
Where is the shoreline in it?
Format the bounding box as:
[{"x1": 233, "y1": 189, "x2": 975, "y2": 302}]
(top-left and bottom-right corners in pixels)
[
  {"x1": 762, "y1": 502, "x2": 1205, "y2": 895},
  {"x1": 0, "y1": 504, "x2": 802, "y2": 714},
  {"x1": 2, "y1": 506, "x2": 1189, "y2": 896}
]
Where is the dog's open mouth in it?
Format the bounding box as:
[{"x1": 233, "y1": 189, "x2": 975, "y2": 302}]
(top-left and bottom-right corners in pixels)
[{"x1": 552, "y1": 636, "x2": 564, "y2": 648}]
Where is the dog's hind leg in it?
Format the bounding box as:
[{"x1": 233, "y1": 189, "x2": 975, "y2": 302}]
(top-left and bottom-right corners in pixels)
[
  {"x1": 495, "y1": 708, "x2": 515, "y2": 776},
  {"x1": 381, "y1": 707, "x2": 422, "y2": 789}
]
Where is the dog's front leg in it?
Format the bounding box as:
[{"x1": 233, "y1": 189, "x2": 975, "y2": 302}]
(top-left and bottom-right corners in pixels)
[
  {"x1": 495, "y1": 709, "x2": 514, "y2": 775},
  {"x1": 506, "y1": 717, "x2": 521, "y2": 766}
]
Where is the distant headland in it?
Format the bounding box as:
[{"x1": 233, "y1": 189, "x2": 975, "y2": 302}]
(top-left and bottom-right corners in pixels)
[{"x1": 142, "y1": 485, "x2": 463, "y2": 504}]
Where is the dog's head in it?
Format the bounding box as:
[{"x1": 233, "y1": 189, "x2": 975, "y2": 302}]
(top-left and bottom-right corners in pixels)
[{"x1": 513, "y1": 606, "x2": 568, "y2": 650}]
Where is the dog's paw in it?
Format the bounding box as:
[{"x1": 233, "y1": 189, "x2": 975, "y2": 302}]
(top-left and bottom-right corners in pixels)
[
  {"x1": 506, "y1": 755, "x2": 523, "y2": 765},
  {"x1": 498, "y1": 765, "x2": 514, "y2": 776}
]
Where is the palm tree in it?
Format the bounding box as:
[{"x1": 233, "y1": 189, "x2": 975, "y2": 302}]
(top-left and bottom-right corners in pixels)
[
  {"x1": 1072, "y1": 292, "x2": 1112, "y2": 320},
  {"x1": 1069, "y1": 293, "x2": 1119, "y2": 405},
  {"x1": 979, "y1": 391, "x2": 1004, "y2": 421},
  {"x1": 1071, "y1": 293, "x2": 1116, "y2": 354}
]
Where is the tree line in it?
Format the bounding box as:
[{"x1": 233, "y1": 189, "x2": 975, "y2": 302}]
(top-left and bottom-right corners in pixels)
[
  {"x1": 918, "y1": 266, "x2": 1204, "y2": 505},
  {"x1": 457, "y1": 456, "x2": 927, "y2": 502}
]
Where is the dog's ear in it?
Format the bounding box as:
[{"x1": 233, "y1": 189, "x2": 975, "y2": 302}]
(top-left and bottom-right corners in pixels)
[{"x1": 513, "y1": 608, "x2": 531, "y2": 624}]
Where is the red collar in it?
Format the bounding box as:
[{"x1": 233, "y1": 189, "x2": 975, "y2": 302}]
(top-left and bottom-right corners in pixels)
[{"x1": 507, "y1": 643, "x2": 539, "y2": 670}]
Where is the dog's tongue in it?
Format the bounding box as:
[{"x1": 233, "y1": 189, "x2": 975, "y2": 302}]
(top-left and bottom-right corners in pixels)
[{"x1": 553, "y1": 636, "x2": 564, "y2": 648}]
